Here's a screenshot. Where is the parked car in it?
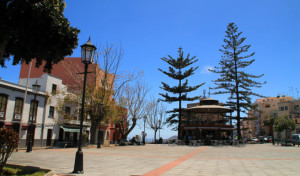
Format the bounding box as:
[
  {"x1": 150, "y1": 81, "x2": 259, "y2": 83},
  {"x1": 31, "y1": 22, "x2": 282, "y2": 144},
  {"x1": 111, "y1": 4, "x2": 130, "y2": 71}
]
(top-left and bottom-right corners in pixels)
[
  {"x1": 264, "y1": 136, "x2": 272, "y2": 143},
  {"x1": 252, "y1": 137, "x2": 258, "y2": 141},
  {"x1": 249, "y1": 137, "x2": 258, "y2": 144},
  {"x1": 258, "y1": 136, "x2": 265, "y2": 143},
  {"x1": 291, "y1": 134, "x2": 300, "y2": 146},
  {"x1": 268, "y1": 137, "x2": 272, "y2": 143}
]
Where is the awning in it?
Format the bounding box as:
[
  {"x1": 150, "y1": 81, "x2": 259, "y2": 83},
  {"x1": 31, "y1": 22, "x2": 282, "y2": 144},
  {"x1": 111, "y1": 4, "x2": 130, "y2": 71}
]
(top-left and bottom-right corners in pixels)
[{"x1": 61, "y1": 126, "x2": 80, "y2": 133}]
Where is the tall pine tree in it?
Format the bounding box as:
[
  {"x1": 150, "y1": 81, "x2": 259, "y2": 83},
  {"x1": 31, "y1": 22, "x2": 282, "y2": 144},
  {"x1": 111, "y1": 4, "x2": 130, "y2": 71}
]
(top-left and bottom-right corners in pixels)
[
  {"x1": 159, "y1": 48, "x2": 204, "y2": 139},
  {"x1": 210, "y1": 23, "x2": 266, "y2": 140}
]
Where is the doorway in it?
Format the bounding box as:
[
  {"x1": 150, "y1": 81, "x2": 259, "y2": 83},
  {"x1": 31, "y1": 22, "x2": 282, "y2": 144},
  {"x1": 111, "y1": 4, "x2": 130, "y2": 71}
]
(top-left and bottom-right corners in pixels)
[{"x1": 47, "y1": 129, "x2": 52, "y2": 146}]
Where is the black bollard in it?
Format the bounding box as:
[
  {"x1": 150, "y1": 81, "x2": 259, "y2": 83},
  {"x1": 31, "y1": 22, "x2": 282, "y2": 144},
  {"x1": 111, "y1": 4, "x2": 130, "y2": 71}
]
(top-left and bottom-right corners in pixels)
[{"x1": 97, "y1": 141, "x2": 101, "y2": 148}]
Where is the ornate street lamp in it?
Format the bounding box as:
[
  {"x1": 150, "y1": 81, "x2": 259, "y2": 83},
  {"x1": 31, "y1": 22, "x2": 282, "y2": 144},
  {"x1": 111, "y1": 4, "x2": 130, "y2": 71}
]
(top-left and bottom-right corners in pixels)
[
  {"x1": 73, "y1": 37, "x2": 96, "y2": 174},
  {"x1": 142, "y1": 115, "x2": 147, "y2": 145},
  {"x1": 27, "y1": 80, "x2": 40, "y2": 152}
]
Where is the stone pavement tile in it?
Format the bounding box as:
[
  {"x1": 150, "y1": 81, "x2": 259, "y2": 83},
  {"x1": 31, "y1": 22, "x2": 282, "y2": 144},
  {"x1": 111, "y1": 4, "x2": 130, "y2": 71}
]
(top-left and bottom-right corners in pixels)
[{"x1": 7, "y1": 144, "x2": 300, "y2": 176}]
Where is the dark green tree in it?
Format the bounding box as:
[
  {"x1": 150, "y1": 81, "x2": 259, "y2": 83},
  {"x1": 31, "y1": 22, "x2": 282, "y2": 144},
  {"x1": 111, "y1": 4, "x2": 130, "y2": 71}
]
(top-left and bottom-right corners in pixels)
[
  {"x1": 0, "y1": 0, "x2": 79, "y2": 72},
  {"x1": 263, "y1": 111, "x2": 277, "y2": 145},
  {"x1": 210, "y1": 23, "x2": 266, "y2": 140},
  {"x1": 274, "y1": 115, "x2": 296, "y2": 146},
  {"x1": 159, "y1": 48, "x2": 205, "y2": 139}
]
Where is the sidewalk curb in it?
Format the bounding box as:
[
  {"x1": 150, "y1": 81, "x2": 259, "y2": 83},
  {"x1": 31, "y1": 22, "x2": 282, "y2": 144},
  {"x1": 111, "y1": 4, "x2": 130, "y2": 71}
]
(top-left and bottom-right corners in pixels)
[{"x1": 44, "y1": 170, "x2": 57, "y2": 176}]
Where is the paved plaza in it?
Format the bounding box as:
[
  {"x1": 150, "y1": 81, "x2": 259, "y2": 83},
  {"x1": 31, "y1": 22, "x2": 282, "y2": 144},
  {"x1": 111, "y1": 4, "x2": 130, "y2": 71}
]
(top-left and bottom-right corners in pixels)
[{"x1": 7, "y1": 144, "x2": 300, "y2": 176}]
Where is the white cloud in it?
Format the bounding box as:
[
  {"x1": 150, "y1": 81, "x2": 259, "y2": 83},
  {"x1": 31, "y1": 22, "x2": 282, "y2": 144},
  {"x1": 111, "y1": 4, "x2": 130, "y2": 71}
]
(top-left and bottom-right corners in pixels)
[{"x1": 201, "y1": 65, "x2": 213, "y2": 75}]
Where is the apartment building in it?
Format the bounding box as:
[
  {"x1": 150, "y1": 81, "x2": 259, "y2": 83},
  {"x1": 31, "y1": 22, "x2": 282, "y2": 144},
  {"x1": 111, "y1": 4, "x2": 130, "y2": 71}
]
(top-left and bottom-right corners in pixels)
[
  {"x1": 275, "y1": 99, "x2": 300, "y2": 138},
  {"x1": 19, "y1": 58, "x2": 121, "y2": 146},
  {"x1": 249, "y1": 96, "x2": 293, "y2": 137}
]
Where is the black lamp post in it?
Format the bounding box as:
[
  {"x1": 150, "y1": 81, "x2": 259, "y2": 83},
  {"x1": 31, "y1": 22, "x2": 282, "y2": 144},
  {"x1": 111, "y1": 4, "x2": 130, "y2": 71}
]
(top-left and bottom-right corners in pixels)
[
  {"x1": 97, "y1": 102, "x2": 103, "y2": 149},
  {"x1": 158, "y1": 119, "x2": 161, "y2": 139},
  {"x1": 271, "y1": 112, "x2": 276, "y2": 145},
  {"x1": 27, "y1": 80, "x2": 40, "y2": 152},
  {"x1": 73, "y1": 37, "x2": 96, "y2": 174},
  {"x1": 142, "y1": 115, "x2": 147, "y2": 145}
]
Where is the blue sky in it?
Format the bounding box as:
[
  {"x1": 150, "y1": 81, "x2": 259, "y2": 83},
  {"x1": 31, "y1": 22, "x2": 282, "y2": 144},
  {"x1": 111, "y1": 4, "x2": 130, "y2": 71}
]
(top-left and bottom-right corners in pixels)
[{"x1": 1, "y1": 0, "x2": 300, "y2": 140}]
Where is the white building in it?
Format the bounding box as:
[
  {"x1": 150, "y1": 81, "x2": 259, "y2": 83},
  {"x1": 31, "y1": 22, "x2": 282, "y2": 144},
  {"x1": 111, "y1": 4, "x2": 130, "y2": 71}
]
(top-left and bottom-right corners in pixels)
[{"x1": 0, "y1": 74, "x2": 90, "y2": 148}]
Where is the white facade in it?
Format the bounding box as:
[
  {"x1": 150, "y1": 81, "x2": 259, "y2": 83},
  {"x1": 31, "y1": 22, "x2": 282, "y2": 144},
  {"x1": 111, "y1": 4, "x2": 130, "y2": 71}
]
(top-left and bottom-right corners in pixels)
[
  {"x1": 0, "y1": 79, "x2": 47, "y2": 147},
  {"x1": 1, "y1": 74, "x2": 90, "y2": 147}
]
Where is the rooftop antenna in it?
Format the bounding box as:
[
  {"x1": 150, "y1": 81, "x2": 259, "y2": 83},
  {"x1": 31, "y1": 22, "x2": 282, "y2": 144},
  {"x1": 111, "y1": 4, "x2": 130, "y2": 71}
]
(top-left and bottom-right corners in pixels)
[
  {"x1": 208, "y1": 86, "x2": 212, "y2": 98},
  {"x1": 203, "y1": 89, "x2": 206, "y2": 99}
]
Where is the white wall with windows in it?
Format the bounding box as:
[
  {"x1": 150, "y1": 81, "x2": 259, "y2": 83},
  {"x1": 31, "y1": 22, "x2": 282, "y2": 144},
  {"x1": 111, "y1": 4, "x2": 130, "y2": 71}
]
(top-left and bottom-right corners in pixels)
[
  {"x1": 1, "y1": 74, "x2": 91, "y2": 148},
  {"x1": 0, "y1": 79, "x2": 47, "y2": 147}
]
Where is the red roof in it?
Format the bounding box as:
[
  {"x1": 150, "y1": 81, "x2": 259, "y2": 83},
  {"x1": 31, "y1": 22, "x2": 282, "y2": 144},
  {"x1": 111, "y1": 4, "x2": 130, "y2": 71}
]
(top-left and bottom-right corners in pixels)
[{"x1": 19, "y1": 57, "x2": 100, "y2": 90}]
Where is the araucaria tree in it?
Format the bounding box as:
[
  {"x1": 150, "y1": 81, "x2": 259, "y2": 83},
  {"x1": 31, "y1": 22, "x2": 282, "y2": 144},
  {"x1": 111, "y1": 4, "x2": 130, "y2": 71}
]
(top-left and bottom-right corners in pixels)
[
  {"x1": 159, "y1": 48, "x2": 204, "y2": 139},
  {"x1": 210, "y1": 23, "x2": 266, "y2": 140}
]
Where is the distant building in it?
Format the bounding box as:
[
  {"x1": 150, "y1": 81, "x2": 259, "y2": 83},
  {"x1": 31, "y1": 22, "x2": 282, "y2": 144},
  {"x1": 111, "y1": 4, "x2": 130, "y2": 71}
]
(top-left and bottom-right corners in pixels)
[
  {"x1": 275, "y1": 99, "x2": 300, "y2": 139},
  {"x1": 248, "y1": 96, "x2": 293, "y2": 137},
  {"x1": 249, "y1": 96, "x2": 299, "y2": 138},
  {"x1": 180, "y1": 98, "x2": 234, "y2": 144}
]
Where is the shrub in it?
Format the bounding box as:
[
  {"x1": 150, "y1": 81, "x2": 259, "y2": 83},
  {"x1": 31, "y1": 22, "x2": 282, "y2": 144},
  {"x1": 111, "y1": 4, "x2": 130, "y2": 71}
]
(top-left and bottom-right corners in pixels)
[{"x1": 0, "y1": 127, "x2": 19, "y2": 175}]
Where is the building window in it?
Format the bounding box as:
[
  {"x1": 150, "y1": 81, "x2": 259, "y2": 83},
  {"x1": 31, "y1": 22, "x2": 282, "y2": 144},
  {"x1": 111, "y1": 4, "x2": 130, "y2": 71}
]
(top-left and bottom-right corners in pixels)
[
  {"x1": 52, "y1": 84, "x2": 57, "y2": 94},
  {"x1": 295, "y1": 105, "x2": 299, "y2": 109},
  {"x1": 49, "y1": 106, "x2": 55, "y2": 118},
  {"x1": 14, "y1": 98, "x2": 23, "y2": 120},
  {"x1": 289, "y1": 114, "x2": 293, "y2": 119},
  {"x1": 285, "y1": 106, "x2": 288, "y2": 111},
  {"x1": 65, "y1": 106, "x2": 71, "y2": 115},
  {"x1": 280, "y1": 107, "x2": 284, "y2": 111},
  {"x1": 29, "y1": 100, "x2": 38, "y2": 122},
  {"x1": 265, "y1": 104, "x2": 270, "y2": 108},
  {"x1": 0, "y1": 94, "x2": 8, "y2": 119}
]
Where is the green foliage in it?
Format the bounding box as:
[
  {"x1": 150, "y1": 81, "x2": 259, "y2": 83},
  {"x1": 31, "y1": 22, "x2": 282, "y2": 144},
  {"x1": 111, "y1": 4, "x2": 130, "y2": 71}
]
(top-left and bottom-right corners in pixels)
[
  {"x1": 210, "y1": 23, "x2": 266, "y2": 140},
  {"x1": 274, "y1": 115, "x2": 296, "y2": 132},
  {"x1": 0, "y1": 127, "x2": 19, "y2": 175},
  {"x1": 3, "y1": 165, "x2": 47, "y2": 176},
  {"x1": 0, "y1": 0, "x2": 79, "y2": 72},
  {"x1": 263, "y1": 115, "x2": 273, "y2": 126},
  {"x1": 159, "y1": 47, "x2": 205, "y2": 130}
]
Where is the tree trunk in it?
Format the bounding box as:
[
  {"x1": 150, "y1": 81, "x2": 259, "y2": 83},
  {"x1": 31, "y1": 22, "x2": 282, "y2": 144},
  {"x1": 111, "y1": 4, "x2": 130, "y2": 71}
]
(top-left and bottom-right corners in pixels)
[
  {"x1": 233, "y1": 47, "x2": 242, "y2": 141},
  {"x1": 122, "y1": 118, "x2": 137, "y2": 140},
  {"x1": 285, "y1": 129, "x2": 287, "y2": 146},
  {"x1": 154, "y1": 129, "x2": 157, "y2": 144},
  {"x1": 178, "y1": 69, "x2": 182, "y2": 140},
  {"x1": 90, "y1": 120, "x2": 100, "y2": 144}
]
